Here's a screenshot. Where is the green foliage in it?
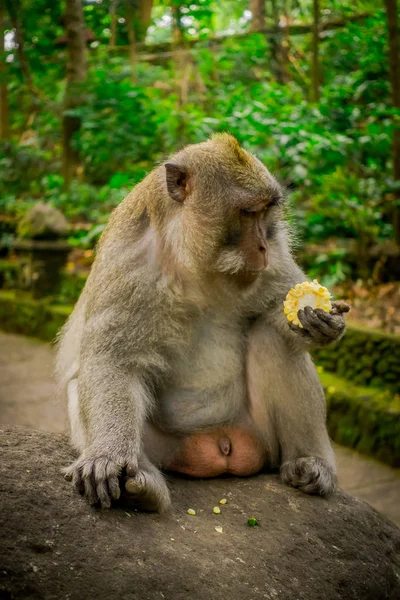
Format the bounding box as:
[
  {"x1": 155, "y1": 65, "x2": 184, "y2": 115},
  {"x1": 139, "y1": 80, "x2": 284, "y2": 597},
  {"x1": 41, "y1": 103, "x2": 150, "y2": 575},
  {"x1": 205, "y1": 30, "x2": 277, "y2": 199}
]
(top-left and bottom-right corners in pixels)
[{"x1": 0, "y1": 2, "x2": 397, "y2": 281}]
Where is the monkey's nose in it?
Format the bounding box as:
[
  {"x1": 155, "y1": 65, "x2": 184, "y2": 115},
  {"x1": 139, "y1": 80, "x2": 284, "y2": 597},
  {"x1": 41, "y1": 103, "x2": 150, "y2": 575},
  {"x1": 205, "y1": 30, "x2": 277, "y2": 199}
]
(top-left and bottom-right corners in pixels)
[
  {"x1": 259, "y1": 240, "x2": 267, "y2": 253},
  {"x1": 219, "y1": 437, "x2": 231, "y2": 456}
]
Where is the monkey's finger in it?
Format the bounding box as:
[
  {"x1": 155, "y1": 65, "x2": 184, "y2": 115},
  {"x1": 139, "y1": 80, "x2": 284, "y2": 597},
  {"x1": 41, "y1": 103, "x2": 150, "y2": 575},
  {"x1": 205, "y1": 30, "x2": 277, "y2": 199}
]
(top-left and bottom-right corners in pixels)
[
  {"x1": 288, "y1": 322, "x2": 310, "y2": 337},
  {"x1": 108, "y1": 475, "x2": 121, "y2": 501},
  {"x1": 83, "y1": 476, "x2": 98, "y2": 505},
  {"x1": 82, "y1": 462, "x2": 98, "y2": 505},
  {"x1": 331, "y1": 300, "x2": 350, "y2": 315},
  {"x1": 103, "y1": 460, "x2": 121, "y2": 500},
  {"x1": 313, "y1": 309, "x2": 335, "y2": 324},
  {"x1": 96, "y1": 480, "x2": 112, "y2": 509},
  {"x1": 93, "y1": 458, "x2": 112, "y2": 508},
  {"x1": 298, "y1": 307, "x2": 328, "y2": 333},
  {"x1": 63, "y1": 463, "x2": 84, "y2": 494},
  {"x1": 72, "y1": 469, "x2": 85, "y2": 495},
  {"x1": 298, "y1": 309, "x2": 332, "y2": 339},
  {"x1": 62, "y1": 466, "x2": 73, "y2": 482},
  {"x1": 314, "y1": 309, "x2": 345, "y2": 331},
  {"x1": 305, "y1": 319, "x2": 332, "y2": 339}
]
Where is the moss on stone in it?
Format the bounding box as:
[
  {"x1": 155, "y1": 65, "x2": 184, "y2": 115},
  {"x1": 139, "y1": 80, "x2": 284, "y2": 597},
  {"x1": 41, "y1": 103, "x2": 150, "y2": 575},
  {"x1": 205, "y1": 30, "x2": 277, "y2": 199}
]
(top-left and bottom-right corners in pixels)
[
  {"x1": 0, "y1": 259, "x2": 19, "y2": 289},
  {"x1": 313, "y1": 324, "x2": 400, "y2": 393},
  {"x1": 320, "y1": 371, "x2": 400, "y2": 467},
  {"x1": 0, "y1": 290, "x2": 72, "y2": 342}
]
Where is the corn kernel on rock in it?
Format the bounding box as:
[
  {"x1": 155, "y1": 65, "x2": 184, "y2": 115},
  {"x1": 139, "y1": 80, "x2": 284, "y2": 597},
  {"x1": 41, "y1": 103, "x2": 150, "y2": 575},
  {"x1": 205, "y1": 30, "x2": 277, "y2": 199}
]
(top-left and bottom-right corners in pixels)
[
  {"x1": 187, "y1": 508, "x2": 196, "y2": 516},
  {"x1": 283, "y1": 280, "x2": 332, "y2": 327},
  {"x1": 213, "y1": 506, "x2": 221, "y2": 514},
  {"x1": 219, "y1": 499, "x2": 227, "y2": 505}
]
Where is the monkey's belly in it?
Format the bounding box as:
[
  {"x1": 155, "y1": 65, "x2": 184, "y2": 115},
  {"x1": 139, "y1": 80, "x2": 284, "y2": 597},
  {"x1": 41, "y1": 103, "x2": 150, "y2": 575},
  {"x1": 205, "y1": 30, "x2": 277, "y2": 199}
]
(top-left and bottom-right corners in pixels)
[{"x1": 168, "y1": 427, "x2": 265, "y2": 478}]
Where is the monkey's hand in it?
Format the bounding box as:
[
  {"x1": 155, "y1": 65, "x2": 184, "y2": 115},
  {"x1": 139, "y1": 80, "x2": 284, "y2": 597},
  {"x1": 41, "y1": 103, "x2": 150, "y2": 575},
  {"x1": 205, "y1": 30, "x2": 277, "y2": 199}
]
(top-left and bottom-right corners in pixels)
[
  {"x1": 288, "y1": 300, "x2": 350, "y2": 349},
  {"x1": 63, "y1": 450, "x2": 138, "y2": 509}
]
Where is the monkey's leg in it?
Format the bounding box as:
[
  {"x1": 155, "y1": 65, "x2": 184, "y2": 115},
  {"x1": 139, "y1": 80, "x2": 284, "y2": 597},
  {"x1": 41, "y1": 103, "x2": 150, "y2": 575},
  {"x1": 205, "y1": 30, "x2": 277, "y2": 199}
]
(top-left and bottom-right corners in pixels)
[{"x1": 247, "y1": 322, "x2": 337, "y2": 496}]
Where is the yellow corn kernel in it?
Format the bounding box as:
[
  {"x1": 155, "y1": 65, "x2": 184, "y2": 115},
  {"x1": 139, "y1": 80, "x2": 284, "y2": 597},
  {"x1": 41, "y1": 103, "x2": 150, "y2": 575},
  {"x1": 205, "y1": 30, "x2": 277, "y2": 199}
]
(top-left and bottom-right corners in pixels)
[{"x1": 283, "y1": 280, "x2": 332, "y2": 327}]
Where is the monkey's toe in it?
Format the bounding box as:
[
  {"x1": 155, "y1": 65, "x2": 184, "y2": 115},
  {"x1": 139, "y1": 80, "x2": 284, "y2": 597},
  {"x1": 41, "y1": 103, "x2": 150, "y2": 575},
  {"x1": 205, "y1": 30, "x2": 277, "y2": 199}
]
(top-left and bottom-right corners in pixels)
[{"x1": 122, "y1": 470, "x2": 171, "y2": 513}]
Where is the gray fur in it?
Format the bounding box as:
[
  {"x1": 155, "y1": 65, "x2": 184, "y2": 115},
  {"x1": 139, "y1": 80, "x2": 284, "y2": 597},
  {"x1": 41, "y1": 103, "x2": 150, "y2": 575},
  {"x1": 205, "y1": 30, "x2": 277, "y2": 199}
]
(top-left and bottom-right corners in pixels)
[{"x1": 56, "y1": 134, "x2": 345, "y2": 509}]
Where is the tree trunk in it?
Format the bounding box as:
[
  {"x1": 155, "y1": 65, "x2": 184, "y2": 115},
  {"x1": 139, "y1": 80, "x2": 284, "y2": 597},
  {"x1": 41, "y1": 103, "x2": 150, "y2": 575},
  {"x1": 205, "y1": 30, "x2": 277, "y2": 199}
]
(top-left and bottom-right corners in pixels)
[
  {"x1": 270, "y1": 0, "x2": 288, "y2": 84},
  {"x1": 311, "y1": 0, "x2": 320, "y2": 102},
  {"x1": 250, "y1": 0, "x2": 265, "y2": 33},
  {"x1": 172, "y1": 2, "x2": 187, "y2": 145},
  {"x1": 125, "y1": 0, "x2": 137, "y2": 82},
  {"x1": 138, "y1": 0, "x2": 153, "y2": 41},
  {"x1": 62, "y1": 0, "x2": 87, "y2": 186},
  {"x1": 384, "y1": 0, "x2": 400, "y2": 243},
  {"x1": 0, "y1": 0, "x2": 9, "y2": 139},
  {"x1": 131, "y1": 0, "x2": 153, "y2": 44},
  {"x1": 4, "y1": 0, "x2": 40, "y2": 99},
  {"x1": 124, "y1": 0, "x2": 154, "y2": 78}
]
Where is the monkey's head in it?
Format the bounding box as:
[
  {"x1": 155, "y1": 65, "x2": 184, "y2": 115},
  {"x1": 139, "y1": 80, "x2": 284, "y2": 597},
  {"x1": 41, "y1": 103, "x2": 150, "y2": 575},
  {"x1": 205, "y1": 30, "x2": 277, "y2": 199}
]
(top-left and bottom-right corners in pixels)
[{"x1": 159, "y1": 133, "x2": 285, "y2": 284}]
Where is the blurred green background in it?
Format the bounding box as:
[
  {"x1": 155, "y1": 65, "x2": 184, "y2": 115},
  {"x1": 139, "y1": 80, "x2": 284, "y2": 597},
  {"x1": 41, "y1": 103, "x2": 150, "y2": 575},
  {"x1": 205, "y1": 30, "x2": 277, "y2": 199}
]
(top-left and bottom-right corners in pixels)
[{"x1": 0, "y1": 0, "x2": 399, "y2": 333}]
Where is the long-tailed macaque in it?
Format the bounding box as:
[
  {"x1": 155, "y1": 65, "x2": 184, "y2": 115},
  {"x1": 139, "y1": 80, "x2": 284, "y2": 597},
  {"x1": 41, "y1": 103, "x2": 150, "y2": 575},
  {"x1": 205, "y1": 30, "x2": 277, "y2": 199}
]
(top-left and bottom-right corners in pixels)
[{"x1": 56, "y1": 134, "x2": 349, "y2": 510}]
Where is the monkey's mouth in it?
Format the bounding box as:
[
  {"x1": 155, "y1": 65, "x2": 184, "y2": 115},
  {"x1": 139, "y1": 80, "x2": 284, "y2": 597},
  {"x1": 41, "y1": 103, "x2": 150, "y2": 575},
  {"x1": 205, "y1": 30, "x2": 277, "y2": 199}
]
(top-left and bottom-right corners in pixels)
[{"x1": 244, "y1": 267, "x2": 267, "y2": 274}]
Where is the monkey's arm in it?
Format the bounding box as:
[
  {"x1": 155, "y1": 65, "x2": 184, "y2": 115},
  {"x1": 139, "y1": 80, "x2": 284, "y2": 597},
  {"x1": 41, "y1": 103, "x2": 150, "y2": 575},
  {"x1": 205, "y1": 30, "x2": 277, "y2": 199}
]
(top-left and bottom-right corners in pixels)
[
  {"x1": 64, "y1": 302, "x2": 170, "y2": 508},
  {"x1": 247, "y1": 321, "x2": 337, "y2": 496}
]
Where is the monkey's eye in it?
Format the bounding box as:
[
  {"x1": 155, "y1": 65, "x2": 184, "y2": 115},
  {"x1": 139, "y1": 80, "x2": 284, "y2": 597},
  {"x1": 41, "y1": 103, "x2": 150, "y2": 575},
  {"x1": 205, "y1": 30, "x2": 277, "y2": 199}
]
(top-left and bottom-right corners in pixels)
[{"x1": 240, "y1": 209, "x2": 256, "y2": 217}]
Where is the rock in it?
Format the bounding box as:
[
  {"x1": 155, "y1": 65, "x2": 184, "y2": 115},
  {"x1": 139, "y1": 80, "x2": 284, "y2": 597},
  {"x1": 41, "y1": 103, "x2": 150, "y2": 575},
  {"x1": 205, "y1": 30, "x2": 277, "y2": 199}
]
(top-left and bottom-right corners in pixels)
[
  {"x1": 0, "y1": 427, "x2": 399, "y2": 600},
  {"x1": 17, "y1": 203, "x2": 69, "y2": 240}
]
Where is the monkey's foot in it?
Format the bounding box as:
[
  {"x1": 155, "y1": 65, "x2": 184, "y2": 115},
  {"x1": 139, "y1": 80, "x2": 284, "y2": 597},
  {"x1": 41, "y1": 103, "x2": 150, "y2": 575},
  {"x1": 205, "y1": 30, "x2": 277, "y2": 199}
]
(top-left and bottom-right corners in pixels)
[
  {"x1": 123, "y1": 469, "x2": 171, "y2": 513},
  {"x1": 280, "y1": 456, "x2": 337, "y2": 496}
]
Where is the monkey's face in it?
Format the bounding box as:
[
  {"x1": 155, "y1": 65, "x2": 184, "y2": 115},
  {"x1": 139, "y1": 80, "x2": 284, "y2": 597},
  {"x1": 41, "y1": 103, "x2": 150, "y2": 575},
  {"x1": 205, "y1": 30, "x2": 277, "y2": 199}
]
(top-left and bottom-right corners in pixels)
[
  {"x1": 215, "y1": 197, "x2": 283, "y2": 281},
  {"x1": 163, "y1": 134, "x2": 284, "y2": 281}
]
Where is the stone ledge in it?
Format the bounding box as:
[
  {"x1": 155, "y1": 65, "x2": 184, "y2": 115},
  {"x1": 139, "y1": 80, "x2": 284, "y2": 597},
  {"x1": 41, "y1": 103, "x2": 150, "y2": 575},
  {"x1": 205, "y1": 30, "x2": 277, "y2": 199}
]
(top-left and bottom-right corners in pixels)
[{"x1": 0, "y1": 426, "x2": 400, "y2": 600}]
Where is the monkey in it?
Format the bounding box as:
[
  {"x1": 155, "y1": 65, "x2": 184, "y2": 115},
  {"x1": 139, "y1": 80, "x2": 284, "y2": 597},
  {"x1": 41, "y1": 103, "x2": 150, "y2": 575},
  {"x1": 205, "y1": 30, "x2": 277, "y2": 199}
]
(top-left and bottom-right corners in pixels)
[{"x1": 56, "y1": 133, "x2": 349, "y2": 511}]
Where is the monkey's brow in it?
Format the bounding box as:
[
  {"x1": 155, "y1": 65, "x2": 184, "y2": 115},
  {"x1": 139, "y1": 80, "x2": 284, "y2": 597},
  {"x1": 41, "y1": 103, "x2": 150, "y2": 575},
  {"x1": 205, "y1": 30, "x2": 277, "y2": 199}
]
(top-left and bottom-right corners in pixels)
[
  {"x1": 254, "y1": 188, "x2": 284, "y2": 206},
  {"x1": 269, "y1": 192, "x2": 284, "y2": 205}
]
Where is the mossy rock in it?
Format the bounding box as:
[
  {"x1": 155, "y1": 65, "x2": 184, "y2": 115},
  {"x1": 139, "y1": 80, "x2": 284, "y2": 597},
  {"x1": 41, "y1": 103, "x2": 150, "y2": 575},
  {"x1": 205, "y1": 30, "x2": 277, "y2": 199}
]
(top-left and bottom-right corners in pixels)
[
  {"x1": 321, "y1": 372, "x2": 400, "y2": 467},
  {"x1": 0, "y1": 258, "x2": 19, "y2": 289},
  {"x1": 314, "y1": 324, "x2": 400, "y2": 393},
  {"x1": 17, "y1": 202, "x2": 69, "y2": 240},
  {"x1": 0, "y1": 290, "x2": 72, "y2": 342}
]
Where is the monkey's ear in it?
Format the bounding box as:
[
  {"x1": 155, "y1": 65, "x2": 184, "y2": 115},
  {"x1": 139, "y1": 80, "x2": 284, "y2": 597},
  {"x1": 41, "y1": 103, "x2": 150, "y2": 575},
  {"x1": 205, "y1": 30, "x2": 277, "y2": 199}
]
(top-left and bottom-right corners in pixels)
[{"x1": 165, "y1": 163, "x2": 188, "y2": 203}]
